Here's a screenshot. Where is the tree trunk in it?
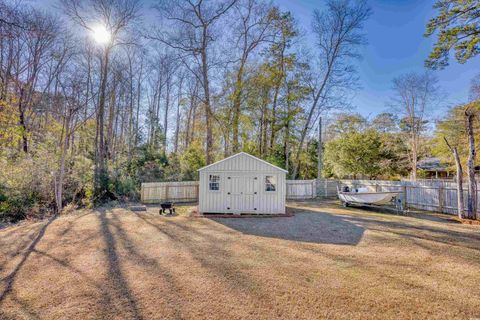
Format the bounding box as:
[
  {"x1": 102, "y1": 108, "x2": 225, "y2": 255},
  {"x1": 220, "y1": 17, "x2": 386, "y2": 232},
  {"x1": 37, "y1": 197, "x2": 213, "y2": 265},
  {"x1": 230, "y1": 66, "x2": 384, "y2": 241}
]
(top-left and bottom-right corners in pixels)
[
  {"x1": 231, "y1": 63, "x2": 245, "y2": 153},
  {"x1": 201, "y1": 41, "x2": 213, "y2": 164},
  {"x1": 163, "y1": 78, "x2": 171, "y2": 154},
  {"x1": 291, "y1": 86, "x2": 325, "y2": 179},
  {"x1": 152, "y1": 75, "x2": 163, "y2": 147},
  {"x1": 134, "y1": 63, "x2": 142, "y2": 148},
  {"x1": 127, "y1": 60, "x2": 135, "y2": 164},
  {"x1": 411, "y1": 133, "x2": 418, "y2": 181},
  {"x1": 94, "y1": 46, "x2": 111, "y2": 200},
  {"x1": 317, "y1": 117, "x2": 322, "y2": 179},
  {"x1": 444, "y1": 137, "x2": 464, "y2": 219},
  {"x1": 18, "y1": 88, "x2": 28, "y2": 153},
  {"x1": 174, "y1": 76, "x2": 183, "y2": 154},
  {"x1": 259, "y1": 110, "x2": 264, "y2": 155},
  {"x1": 291, "y1": 14, "x2": 348, "y2": 178},
  {"x1": 185, "y1": 94, "x2": 194, "y2": 147},
  {"x1": 107, "y1": 75, "x2": 117, "y2": 160},
  {"x1": 269, "y1": 42, "x2": 286, "y2": 153},
  {"x1": 56, "y1": 115, "x2": 71, "y2": 213},
  {"x1": 260, "y1": 97, "x2": 268, "y2": 156},
  {"x1": 284, "y1": 119, "x2": 290, "y2": 175},
  {"x1": 190, "y1": 96, "x2": 198, "y2": 145},
  {"x1": 466, "y1": 111, "x2": 477, "y2": 219}
]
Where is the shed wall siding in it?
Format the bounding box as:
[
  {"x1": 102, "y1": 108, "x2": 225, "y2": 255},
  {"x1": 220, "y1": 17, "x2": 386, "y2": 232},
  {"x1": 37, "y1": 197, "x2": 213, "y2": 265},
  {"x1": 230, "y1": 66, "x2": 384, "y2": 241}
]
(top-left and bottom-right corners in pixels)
[{"x1": 198, "y1": 153, "x2": 286, "y2": 214}]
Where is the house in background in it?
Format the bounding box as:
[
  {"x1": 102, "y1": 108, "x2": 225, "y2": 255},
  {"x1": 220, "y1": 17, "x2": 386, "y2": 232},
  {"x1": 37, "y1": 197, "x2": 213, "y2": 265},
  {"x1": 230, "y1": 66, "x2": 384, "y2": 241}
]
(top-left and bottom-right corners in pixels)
[
  {"x1": 417, "y1": 157, "x2": 452, "y2": 179},
  {"x1": 198, "y1": 152, "x2": 287, "y2": 215}
]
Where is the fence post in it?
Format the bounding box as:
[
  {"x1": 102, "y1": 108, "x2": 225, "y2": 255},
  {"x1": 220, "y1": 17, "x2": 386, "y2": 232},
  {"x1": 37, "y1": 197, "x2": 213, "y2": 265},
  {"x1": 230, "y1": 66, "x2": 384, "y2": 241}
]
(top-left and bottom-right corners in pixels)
[
  {"x1": 402, "y1": 185, "x2": 407, "y2": 210},
  {"x1": 141, "y1": 183, "x2": 144, "y2": 203},
  {"x1": 195, "y1": 184, "x2": 199, "y2": 201},
  {"x1": 165, "y1": 185, "x2": 169, "y2": 201},
  {"x1": 375, "y1": 184, "x2": 379, "y2": 192},
  {"x1": 312, "y1": 180, "x2": 316, "y2": 199},
  {"x1": 438, "y1": 185, "x2": 444, "y2": 213}
]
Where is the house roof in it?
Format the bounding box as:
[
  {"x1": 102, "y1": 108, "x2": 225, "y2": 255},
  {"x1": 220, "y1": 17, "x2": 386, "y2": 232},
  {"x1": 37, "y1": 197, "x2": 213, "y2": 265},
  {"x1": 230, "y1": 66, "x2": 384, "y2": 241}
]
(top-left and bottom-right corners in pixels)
[
  {"x1": 197, "y1": 152, "x2": 288, "y2": 173},
  {"x1": 417, "y1": 157, "x2": 450, "y2": 171}
]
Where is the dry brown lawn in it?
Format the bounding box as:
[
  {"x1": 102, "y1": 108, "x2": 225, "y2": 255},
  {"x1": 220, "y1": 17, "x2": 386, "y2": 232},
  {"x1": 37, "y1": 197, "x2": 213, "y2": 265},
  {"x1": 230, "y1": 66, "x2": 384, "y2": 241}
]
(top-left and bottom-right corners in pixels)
[{"x1": 1, "y1": 201, "x2": 479, "y2": 319}]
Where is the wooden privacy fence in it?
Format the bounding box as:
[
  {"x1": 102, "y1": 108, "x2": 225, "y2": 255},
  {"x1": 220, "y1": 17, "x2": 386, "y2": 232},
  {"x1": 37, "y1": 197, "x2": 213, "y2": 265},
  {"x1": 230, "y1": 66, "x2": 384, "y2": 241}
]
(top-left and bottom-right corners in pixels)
[
  {"x1": 335, "y1": 179, "x2": 477, "y2": 215},
  {"x1": 141, "y1": 181, "x2": 199, "y2": 203},
  {"x1": 286, "y1": 180, "x2": 316, "y2": 199},
  {"x1": 316, "y1": 179, "x2": 340, "y2": 197},
  {"x1": 141, "y1": 180, "x2": 318, "y2": 203}
]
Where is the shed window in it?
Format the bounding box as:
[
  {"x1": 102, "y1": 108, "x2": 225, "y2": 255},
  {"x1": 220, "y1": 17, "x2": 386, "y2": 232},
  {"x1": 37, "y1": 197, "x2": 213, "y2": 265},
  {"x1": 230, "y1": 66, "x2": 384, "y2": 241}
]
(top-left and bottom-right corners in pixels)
[
  {"x1": 265, "y1": 176, "x2": 276, "y2": 192},
  {"x1": 209, "y1": 174, "x2": 220, "y2": 191}
]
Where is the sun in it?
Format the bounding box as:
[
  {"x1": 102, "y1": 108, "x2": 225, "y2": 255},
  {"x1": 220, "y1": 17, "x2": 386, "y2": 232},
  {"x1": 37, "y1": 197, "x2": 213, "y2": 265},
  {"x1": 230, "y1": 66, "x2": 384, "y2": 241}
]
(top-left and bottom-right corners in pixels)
[{"x1": 91, "y1": 24, "x2": 111, "y2": 45}]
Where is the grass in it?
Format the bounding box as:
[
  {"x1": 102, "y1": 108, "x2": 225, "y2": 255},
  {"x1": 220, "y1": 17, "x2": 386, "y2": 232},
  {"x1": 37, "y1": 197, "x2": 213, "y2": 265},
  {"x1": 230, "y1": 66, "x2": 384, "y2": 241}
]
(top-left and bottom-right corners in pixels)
[{"x1": 0, "y1": 201, "x2": 479, "y2": 319}]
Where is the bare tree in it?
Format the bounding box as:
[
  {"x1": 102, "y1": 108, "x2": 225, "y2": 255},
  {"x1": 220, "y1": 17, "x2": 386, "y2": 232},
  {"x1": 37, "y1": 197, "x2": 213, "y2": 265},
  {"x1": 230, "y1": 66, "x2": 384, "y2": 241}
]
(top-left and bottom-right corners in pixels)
[
  {"x1": 291, "y1": 0, "x2": 370, "y2": 178},
  {"x1": 124, "y1": 45, "x2": 145, "y2": 164},
  {"x1": 174, "y1": 71, "x2": 185, "y2": 153},
  {"x1": 54, "y1": 68, "x2": 87, "y2": 213},
  {"x1": 153, "y1": 0, "x2": 237, "y2": 164},
  {"x1": 267, "y1": 10, "x2": 297, "y2": 153},
  {"x1": 62, "y1": 0, "x2": 141, "y2": 200},
  {"x1": 0, "y1": 6, "x2": 62, "y2": 153},
  {"x1": 184, "y1": 77, "x2": 200, "y2": 147},
  {"x1": 390, "y1": 71, "x2": 439, "y2": 181},
  {"x1": 162, "y1": 54, "x2": 177, "y2": 153},
  {"x1": 469, "y1": 74, "x2": 480, "y2": 101},
  {"x1": 229, "y1": 0, "x2": 274, "y2": 153}
]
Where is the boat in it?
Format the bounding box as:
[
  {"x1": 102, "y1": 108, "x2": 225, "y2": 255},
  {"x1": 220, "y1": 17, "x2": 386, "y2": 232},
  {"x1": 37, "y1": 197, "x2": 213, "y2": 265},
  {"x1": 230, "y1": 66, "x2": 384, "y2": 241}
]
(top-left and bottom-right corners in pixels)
[
  {"x1": 338, "y1": 191, "x2": 400, "y2": 205},
  {"x1": 337, "y1": 186, "x2": 403, "y2": 209}
]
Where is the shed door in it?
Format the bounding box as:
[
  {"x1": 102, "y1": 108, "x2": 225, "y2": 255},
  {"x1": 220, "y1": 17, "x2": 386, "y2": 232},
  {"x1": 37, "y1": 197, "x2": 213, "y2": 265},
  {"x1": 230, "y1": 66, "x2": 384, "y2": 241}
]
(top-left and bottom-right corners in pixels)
[{"x1": 226, "y1": 175, "x2": 259, "y2": 213}]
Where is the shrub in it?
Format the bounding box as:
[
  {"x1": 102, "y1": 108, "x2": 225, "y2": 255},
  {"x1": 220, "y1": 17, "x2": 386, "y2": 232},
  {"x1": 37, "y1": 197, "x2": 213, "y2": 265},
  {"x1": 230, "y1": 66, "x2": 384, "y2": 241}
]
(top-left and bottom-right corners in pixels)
[{"x1": 0, "y1": 154, "x2": 55, "y2": 221}]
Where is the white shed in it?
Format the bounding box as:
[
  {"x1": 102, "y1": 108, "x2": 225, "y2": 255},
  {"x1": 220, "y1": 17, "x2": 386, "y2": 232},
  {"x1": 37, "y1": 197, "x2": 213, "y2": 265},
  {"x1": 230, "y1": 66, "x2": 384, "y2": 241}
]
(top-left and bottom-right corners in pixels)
[{"x1": 198, "y1": 152, "x2": 287, "y2": 215}]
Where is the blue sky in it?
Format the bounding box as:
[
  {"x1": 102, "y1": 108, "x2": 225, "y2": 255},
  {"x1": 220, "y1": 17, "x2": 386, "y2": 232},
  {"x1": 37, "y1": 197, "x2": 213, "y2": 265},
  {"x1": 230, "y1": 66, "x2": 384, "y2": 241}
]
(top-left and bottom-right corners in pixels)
[
  {"x1": 275, "y1": 0, "x2": 480, "y2": 119},
  {"x1": 37, "y1": 0, "x2": 480, "y2": 119}
]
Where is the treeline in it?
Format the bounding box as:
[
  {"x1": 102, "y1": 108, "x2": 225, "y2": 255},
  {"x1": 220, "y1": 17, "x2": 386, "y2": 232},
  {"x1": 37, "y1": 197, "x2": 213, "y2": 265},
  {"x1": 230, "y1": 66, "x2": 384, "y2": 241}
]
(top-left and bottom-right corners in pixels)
[
  {"x1": 323, "y1": 71, "x2": 443, "y2": 180},
  {"x1": 322, "y1": 98, "x2": 480, "y2": 183},
  {"x1": 0, "y1": 0, "x2": 370, "y2": 220}
]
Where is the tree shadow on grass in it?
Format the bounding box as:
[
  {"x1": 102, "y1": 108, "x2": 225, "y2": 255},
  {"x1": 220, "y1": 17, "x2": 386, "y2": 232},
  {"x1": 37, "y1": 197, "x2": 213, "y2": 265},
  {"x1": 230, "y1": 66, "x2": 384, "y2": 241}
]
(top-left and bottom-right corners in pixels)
[
  {"x1": 0, "y1": 216, "x2": 56, "y2": 305},
  {"x1": 209, "y1": 209, "x2": 365, "y2": 245},
  {"x1": 99, "y1": 209, "x2": 189, "y2": 319},
  {"x1": 342, "y1": 215, "x2": 480, "y2": 253},
  {"x1": 108, "y1": 213, "x2": 184, "y2": 319},
  {"x1": 1, "y1": 209, "x2": 145, "y2": 319},
  {"x1": 98, "y1": 209, "x2": 143, "y2": 320},
  {"x1": 135, "y1": 213, "x2": 271, "y2": 302}
]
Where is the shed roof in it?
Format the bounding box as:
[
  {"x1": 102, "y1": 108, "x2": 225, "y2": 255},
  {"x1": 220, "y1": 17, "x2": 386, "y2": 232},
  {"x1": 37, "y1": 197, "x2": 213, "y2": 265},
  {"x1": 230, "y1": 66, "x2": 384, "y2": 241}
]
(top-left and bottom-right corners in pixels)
[{"x1": 198, "y1": 152, "x2": 288, "y2": 173}]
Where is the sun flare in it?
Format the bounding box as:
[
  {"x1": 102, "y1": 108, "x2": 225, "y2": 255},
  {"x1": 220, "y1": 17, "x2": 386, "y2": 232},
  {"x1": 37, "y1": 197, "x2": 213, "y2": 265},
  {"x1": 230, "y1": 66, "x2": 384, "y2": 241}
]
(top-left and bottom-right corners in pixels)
[{"x1": 91, "y1": 24, "x2": 111, "y2": 44}]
